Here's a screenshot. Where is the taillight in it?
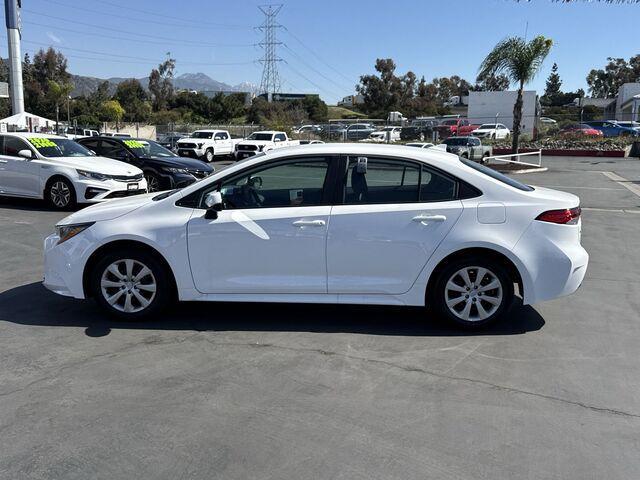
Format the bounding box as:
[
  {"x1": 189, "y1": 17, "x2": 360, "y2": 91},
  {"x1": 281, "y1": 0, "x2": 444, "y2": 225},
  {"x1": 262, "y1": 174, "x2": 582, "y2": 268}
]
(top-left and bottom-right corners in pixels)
[{"x1": 536, "y1": 207, "x2": 581, "y2": 225}]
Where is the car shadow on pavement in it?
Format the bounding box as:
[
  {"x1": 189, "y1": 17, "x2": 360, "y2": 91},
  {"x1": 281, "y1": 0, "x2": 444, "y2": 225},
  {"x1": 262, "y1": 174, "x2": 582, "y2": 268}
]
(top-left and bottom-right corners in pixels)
[
  {"x1": 0, "y1": 282, "x2": 545, "y2": 338},
  {"x1": 0, "y1": 196, "x2": 79, "y2": 212}
]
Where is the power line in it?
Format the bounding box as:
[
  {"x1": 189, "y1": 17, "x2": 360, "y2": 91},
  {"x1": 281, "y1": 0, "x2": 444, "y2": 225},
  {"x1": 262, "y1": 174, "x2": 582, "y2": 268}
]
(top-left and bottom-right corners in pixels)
[
  {"x1": 282, "y1": 61, "x2": 341, "y2": 98},
  {"x1": 22, "y1": 11, "x2": 253, "y2": 47},
  {"x1": 40, "y1": 0, "x2": 251, "y2": 30},
  {"x1": 283, "y1": 27, "x2": 354, "y2": 86},
  {"x1": 282, "y1": 44, "x2": 351, "y2": 93}
]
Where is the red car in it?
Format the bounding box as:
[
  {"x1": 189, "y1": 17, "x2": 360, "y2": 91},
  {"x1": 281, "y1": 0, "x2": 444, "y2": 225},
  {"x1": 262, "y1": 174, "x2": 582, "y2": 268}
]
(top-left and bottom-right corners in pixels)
[
  {"x1": 558, "y1": 124, "x2": 604, "y2": 137},
  {"x1": 436, "y1": 118, "x2": 480, "y2": 139}
]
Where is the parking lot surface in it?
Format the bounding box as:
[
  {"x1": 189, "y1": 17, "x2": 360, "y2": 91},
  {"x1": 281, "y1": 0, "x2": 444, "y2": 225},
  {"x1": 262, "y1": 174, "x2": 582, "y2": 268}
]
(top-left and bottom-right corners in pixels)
[{"x1": 1, "y1": 156, "x2": 639, "y2": 479}]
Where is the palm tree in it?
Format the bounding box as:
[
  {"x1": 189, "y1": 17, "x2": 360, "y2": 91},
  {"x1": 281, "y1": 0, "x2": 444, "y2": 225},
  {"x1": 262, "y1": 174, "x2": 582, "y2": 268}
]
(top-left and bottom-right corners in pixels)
[{"x1": 478, "y1": 35, "x2": 553, "y2": 153}]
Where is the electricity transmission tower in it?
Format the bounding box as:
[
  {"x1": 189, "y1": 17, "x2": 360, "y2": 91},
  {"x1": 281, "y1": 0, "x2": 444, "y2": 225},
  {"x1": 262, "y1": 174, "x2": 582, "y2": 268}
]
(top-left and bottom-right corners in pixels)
[{"x1": 257, "y1": 4, "x2": 283, "y2": 96}]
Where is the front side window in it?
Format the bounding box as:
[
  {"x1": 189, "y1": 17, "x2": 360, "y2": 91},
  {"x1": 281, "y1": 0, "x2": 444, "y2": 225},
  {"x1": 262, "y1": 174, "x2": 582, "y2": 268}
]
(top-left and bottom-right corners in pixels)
[
  {"x1": 275, "y1": 133, "x2": 286, "y2": 142},
  {"x1": 100, "y1": 140, "x2": 128, "y2": 158},
  {"x1": 344, "y1": 158, "x2": 420, "y2": 204},
  {"x1": 199, "y1": 157, "x2": 331, "y2": 209}
]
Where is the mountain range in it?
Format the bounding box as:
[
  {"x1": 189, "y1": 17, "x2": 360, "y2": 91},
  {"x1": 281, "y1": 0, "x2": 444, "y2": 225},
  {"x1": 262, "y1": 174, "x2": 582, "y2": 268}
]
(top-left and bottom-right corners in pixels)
[{"x1": 70, "y1": 72, "x2": 258, "y2": 97}]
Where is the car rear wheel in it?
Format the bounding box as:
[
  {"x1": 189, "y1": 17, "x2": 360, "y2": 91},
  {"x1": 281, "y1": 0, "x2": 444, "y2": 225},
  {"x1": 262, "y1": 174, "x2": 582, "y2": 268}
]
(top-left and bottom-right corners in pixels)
[
  {"x1": 432, "y1": 257, "x2": 513, "y2": 328},
  {"x1": 205, "y1": 148, "x2": 214, "y2": 162},
  {"x1": 91, "y1": 250, "x2": 172, "y2": 320},
  {"x1": 46, "y1": 177, "x2": 76, "y2": 210}
]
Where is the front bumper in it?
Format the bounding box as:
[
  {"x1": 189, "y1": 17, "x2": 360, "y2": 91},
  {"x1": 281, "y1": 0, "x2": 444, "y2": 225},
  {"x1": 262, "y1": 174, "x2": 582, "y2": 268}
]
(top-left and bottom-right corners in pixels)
[
  {"x1": 43, "y1": 232, "x2": 91, "y2": 299},
  {"x1": 235, "y1": 150, "x2": 258, "y2": 160},
  {"x1": 78, "y1": 178, "x2": 148, "y2": 203},
  {"x1": 177, "y1": 147, "x2": 206, "y2": 159}
]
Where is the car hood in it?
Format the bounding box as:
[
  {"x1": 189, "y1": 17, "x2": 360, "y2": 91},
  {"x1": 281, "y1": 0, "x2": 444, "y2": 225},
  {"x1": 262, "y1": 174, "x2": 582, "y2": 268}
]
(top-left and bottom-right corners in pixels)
[
  {"x1": 46, "y1": 156, "x2": 143, "y2": 175},
  {"x1": 238, "y1": 139, "x2": 274, "y2": 146},
  {"x1": 57, "y1": 192, "x2": 158, "y2": 225},
  {"x1": 473, "y1": 129, "x2": 494, "y2": 133},
  {"x1": 143, "y1": 156, "x2": 213, "y2": 170},
  {"x1": 176, "y1": 138, "x2": 203, "y2": 144}
]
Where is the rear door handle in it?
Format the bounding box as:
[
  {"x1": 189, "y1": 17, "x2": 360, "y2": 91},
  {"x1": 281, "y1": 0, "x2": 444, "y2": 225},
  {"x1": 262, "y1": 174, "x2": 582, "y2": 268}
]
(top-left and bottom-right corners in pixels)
[
  {"x1": 292, "y1": 219, "x2": 326, "y2": 227},
  {"x1": 413, "y1": 214, "x2": 446, "y2": 224}
]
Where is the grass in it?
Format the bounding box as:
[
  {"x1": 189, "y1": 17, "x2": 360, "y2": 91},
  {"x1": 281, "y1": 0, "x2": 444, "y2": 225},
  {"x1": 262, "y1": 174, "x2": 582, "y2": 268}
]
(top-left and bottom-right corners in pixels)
[{"x1": 327, "y1": 106, "x2": 367, "y2": 120}]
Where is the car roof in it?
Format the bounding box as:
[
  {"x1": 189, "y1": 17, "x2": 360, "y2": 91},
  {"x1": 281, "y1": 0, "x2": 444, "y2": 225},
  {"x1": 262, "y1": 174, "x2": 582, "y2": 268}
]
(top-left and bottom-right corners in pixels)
[{"x1": 2, "y1": 132, "x2": 66, "y2": 139}]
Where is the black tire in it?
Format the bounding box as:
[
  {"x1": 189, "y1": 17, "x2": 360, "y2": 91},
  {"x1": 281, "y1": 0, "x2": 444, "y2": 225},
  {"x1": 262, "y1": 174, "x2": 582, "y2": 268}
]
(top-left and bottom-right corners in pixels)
[
  {"x1": 45, "y1": 177, "x2": 76, "y2": 210},
  {"x1": 91, "y1": 249, "x2": 173, "y2": 320},
  {"x1": 204, "y1": 148, "x2": 214, "y2": 162},
  {"x1": 144, "y1": 172, "x2": 162, "y2": 193},
  {"x1": 430, "y1": 256, "x2": 514, "y2": 329},
  {"x1": 481, "y1": 153, "x2": 490, "y2": 165}
]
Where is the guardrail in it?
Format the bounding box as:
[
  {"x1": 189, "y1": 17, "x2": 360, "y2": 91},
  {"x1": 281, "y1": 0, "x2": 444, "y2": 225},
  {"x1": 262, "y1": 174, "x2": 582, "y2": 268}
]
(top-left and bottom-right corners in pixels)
[{"x1": 484, "y1": 150, "x2": 542, "y2": 167}]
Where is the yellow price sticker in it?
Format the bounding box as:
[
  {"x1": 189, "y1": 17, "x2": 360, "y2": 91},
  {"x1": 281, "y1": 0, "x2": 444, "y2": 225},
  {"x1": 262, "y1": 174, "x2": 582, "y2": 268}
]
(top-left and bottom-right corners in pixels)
[
  {"x1": 123, "y1": 140, "x2": 146, "y2": 148},
  {"x1": 28, "y1": 138, "x2": 57, "y2": 148}
]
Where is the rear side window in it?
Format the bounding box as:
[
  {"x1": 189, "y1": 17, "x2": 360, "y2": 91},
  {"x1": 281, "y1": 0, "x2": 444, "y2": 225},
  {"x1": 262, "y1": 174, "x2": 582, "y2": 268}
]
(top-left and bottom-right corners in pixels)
[
  {"x1": 345, "y1": 158, "x2": 420, "y2": 204},
  {"x1": 421, "y1": 165, "x2": 456, "y2": 201},
  {"x1": 460, "y1": 158, "x2": 534, "y2": 191}
]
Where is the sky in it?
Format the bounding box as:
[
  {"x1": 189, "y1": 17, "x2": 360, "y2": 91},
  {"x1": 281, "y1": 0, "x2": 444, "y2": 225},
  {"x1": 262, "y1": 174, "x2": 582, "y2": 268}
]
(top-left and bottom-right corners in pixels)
[{"x1": 4, "y1": 0, "x2": 640, "y2": 103}]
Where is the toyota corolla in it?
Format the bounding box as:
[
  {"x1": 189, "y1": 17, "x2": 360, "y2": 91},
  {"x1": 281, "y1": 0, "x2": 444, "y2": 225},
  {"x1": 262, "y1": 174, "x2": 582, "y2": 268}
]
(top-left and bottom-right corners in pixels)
[{"x1": 43, "y1": 144, "x2": 588, "y2": 328}]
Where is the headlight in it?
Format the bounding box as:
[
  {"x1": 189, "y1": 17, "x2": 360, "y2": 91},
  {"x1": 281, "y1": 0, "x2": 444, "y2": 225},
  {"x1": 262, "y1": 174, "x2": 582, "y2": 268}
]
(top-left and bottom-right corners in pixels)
[
  {"x1": 162, "y1": 167, "x2": 189, "y2": 174},
  {"x1": 55, "y1": 222, "x2": 95, "y2": 245},
  {"x1": 77, "y1": 169, "x2": 107, "y2": 181}
]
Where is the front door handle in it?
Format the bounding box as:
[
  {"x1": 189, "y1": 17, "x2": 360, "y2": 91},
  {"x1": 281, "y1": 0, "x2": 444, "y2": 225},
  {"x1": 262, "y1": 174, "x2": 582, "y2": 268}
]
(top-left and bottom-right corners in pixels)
[
  {"x1": 0, "y1": 159, "x2": 7, "y2": 163},
  {"x1": 413, "y1": 214, "x2": 446, "y2": 224},
  {"x1": 292, "y1": 219, "x2": 326, "y2": 227}
]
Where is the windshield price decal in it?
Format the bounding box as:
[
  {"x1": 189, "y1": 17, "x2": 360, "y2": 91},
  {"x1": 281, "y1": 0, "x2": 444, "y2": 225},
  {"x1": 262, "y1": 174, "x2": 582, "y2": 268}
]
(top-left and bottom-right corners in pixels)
[
  {"x1": 123, "y1": 140, "x2": 147, "y2": 148},
  {"x1": 28, "y1": 138, "x2": 57, "y2": 148}
]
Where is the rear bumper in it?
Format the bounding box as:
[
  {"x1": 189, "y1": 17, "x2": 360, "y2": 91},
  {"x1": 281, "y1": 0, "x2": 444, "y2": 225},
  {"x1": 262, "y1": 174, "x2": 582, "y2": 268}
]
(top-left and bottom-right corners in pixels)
[{"x1": 513, "y1": 221, "x2": 589, "y2": 305}]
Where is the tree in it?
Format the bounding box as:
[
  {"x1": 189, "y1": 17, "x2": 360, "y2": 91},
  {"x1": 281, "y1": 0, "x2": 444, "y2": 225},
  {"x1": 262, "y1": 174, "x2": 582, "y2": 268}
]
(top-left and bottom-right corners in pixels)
[
  {"x1": 586, "y1": 55, "x2": 640, "y2": 98},
  {"x1": 541, "y1": 63, "x2": 563, "y2": 106},
  {"x1": 478, "y1": 35, "x2": 553, "y2": 152},
  {"x1": 99, "y1": 100, "x2": 125, "y2": 129},
  {"x1": 47, "y1": 80, "x2": 74, "y2": 129},
  {"x1": 23, "y1": 48, "x2": 73, "y2": 118},
  {"x1": 148, "y1": 58, "x2": 176, "y2": 111},
  {"x1": 114, "y1": 79, "x2": 152, "y2": 122},
  {"x1": 474, "y1": 72, "x2": 511, "y2": 92}
]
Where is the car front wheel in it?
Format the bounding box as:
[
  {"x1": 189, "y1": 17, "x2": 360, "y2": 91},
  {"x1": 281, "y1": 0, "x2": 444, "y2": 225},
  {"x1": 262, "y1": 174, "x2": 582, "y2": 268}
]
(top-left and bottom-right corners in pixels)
[
  {"x1": 46, "y1": 177, "x2": 76, "y2": 210},
  {"x1": 432, "y1": 258, "x2": 513, "y2": 328},
  {"x1": 205, "y1": 149, "x2": 214, "y2": 162},
  {"x1": 91, "y1": 250, "x2": 172, "y2": 320}
]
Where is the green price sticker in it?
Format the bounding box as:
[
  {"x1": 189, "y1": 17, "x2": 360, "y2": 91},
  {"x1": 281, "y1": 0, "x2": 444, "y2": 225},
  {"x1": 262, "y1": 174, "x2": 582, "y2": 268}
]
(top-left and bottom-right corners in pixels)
[
  {"x1": 123, "y1": 140, "x2": 147, "y2": 149},
  {"x1": 28, "y1": 138, "x2": 57, "y2": 149}
]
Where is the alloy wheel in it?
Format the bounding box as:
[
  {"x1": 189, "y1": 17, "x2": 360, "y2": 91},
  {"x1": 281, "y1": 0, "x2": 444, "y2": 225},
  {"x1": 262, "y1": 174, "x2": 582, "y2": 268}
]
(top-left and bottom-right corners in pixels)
[
  {"x1": 50, "y1": 181, "x2": 71, "y2": 207},
  {"x1": 100, "y1": 259, "x2": 157, "y2": 313},
  {"x1": 444, "y1": 266, "x2": 503, "y2": 322},
  {"x1": 145, "y1": 174, "x2": 160, "y2": 192}
]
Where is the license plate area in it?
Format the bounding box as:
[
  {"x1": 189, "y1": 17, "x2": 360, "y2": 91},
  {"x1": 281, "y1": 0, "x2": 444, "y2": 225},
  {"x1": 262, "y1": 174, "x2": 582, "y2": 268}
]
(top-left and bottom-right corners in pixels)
[{"x1": 128, "y1": 183, "x2": 138, "y2": 190}]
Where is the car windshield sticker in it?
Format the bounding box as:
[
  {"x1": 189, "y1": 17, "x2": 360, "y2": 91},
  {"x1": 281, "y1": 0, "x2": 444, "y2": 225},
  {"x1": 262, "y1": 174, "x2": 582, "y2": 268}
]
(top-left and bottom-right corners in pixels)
[
  {"x1": 28, "y1": 138, "x2": 58, "y2": 149},
  {"x1": 123, "y1": 140, "x2": 147, "y2": 149}
]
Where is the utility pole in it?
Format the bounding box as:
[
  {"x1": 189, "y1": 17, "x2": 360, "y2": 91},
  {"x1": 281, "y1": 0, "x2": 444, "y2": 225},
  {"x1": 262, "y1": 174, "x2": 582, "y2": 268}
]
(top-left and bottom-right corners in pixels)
[
  {"x1": 5, "y1": 0, "x2": 24, "y2": 115},
  {"x1": 256, "y1": 4, "x2": 283, "y2": 99}
]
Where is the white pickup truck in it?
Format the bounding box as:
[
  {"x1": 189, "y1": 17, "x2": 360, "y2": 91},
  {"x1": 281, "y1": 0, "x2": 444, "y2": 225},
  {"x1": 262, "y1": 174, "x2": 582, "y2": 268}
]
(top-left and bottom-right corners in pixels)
[
  {"x1": 234, "y1": 131, "x2": 300, "y2": 160},
  {"x1": 175, "y1": 129, "x2": 241, "y2": 162}
]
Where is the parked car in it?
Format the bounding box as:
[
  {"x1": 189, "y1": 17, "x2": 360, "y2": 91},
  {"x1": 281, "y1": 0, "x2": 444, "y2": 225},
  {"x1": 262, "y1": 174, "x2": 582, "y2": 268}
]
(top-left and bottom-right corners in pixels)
[
  {"x1": 540, "y1": 117, "x2": 557, "y2": 125},
  {"x1": 0, "y1": 132, "x2": 147, "y2": 209},
  {"x1": 293, "y1": 125, "x2": 322, "y2": 135},
  {"x1": 175, "y1": 130, "x2": 240, "y2": 162},
  {"x1": 400, "y1": 118, "x2": 438, "y2": 141},
  {"x1": 59, "y1": 127, "x2": 100, "y2": 139},
  {"x1": 436, "y1": 119, "x2": 480, "y2": 139},
  {"x1": 471, "y1": 123, "x2": 511, "y2": 140},
  {"x1": 235, "y1": 131, "x2": 301, "y2": 160},
  {"x1": 43, "y1": 143, "x2": 588, "y2": 329},
  {"x1": 345, "y1": 123, "x2": 377, "y2": 140},
  {"x1": 299, "y1": 140, "x2": 325, "y2": 145},
  {"x1": 615, "y1": 121, "x2": 640, "y2": 133},
  {"x1": 440, "y1": 136, "x2": 492, "y2": 163},
  {"x1": 558, "y1": 124, "x2": 603, "y2": 137},
  {"x1": 320, "y1": 123, "x2": 347, "y2": 140},
  {"x1": 368, "y1": 126, "x2": 401, "y2": 142},
  {"x1": 157, "y1": 133, "x2": 188, "y2": 151},
  {"x1": 102, "y1": 132, "x2": 132, "y2": 138},
  {"x1": 76, "y1": 136, "x2": 213, "y2": 192},
  {"x1": 584, "y1": 120, "x2": 639, "y2": 137},
  {"x1": 405, "y1": 142, "x2": 435, "y2": 149}
]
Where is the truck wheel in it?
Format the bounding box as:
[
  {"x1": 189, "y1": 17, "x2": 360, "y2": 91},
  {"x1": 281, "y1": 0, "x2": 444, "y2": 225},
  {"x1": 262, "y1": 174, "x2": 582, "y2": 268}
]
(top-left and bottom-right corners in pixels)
[
  {"x1": 460, "y1": 153, "x2": 468, "y2": 159},
  {"x1": 204, "y1": 149, "x2": 214, "y2": 162}
]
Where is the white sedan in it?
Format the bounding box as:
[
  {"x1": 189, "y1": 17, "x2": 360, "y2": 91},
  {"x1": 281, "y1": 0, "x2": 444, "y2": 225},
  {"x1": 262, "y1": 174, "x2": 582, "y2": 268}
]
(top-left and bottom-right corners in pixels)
[
  {"x1": 472, "y1": 123, "x2": 511, "y2": 140},
  {"x1": 43, "y1": 144, "x2": 588, "y2": 328},
  {"x1": 368, "y1": 127, "x2": 401, "y2": 142},
  {"x1": 0, "y1": 133, "x2": 147, "y2": 209}
]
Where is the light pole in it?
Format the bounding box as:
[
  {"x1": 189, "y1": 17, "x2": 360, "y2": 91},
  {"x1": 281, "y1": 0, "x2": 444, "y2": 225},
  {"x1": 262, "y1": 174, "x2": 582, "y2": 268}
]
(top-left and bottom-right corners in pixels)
[{"x1": 67, "y1": 95, "x2": 71, "y2": 127}]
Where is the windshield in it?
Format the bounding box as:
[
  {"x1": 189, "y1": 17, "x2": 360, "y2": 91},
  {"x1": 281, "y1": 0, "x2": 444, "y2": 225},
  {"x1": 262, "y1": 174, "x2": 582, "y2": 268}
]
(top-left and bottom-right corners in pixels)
[
  {"x1": 28, "y1": 137, "x2": 94, "y2": 158},
  {"x1": 479, "y1": 124, "x2": 497, "y2": 129},
  {"x1": 191, "y1": 131, "x2": 214, "y2": 139},
  {"x1": 247, "y1": 133, "x2": 275, "y2": 141},
  {"x1": 123, "y1": 139, "x2": 176, "y2": 158},
  {"x1": 443, "y1": 138, "x2": 468, "y2": 146}
]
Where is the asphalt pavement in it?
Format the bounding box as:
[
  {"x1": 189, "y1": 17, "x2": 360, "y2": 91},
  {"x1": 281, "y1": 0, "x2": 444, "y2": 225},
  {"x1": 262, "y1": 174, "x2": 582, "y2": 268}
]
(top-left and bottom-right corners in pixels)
[{"x1": 0, "y1": 155, "x2": 638, "y2": 480}]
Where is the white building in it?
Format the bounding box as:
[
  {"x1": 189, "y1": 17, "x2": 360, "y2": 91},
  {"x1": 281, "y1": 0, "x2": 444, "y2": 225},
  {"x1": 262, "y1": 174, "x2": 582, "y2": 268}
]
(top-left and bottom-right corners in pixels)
[
  {"x1": 467, "y1": 90, "x2": 540, "y2": 136},
  {"x1": 604, "y1": 83, "x2": 640, "y2": 122},
  {"x1": 338, "y1": 94, "x2": 364, "y2": 107}
]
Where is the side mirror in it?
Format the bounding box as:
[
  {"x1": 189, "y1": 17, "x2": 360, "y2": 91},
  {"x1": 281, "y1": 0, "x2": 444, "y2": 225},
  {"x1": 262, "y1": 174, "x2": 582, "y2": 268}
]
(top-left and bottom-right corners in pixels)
[
  {"x1": 18, "y1": 149, "x2": 33, "y2": 159},
  {"x1": 204, "y1": 191, "x2": 223, "y2": 220},
  {"x1": 274, "y1": 138, "x2": 281, "y2": 143}
]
